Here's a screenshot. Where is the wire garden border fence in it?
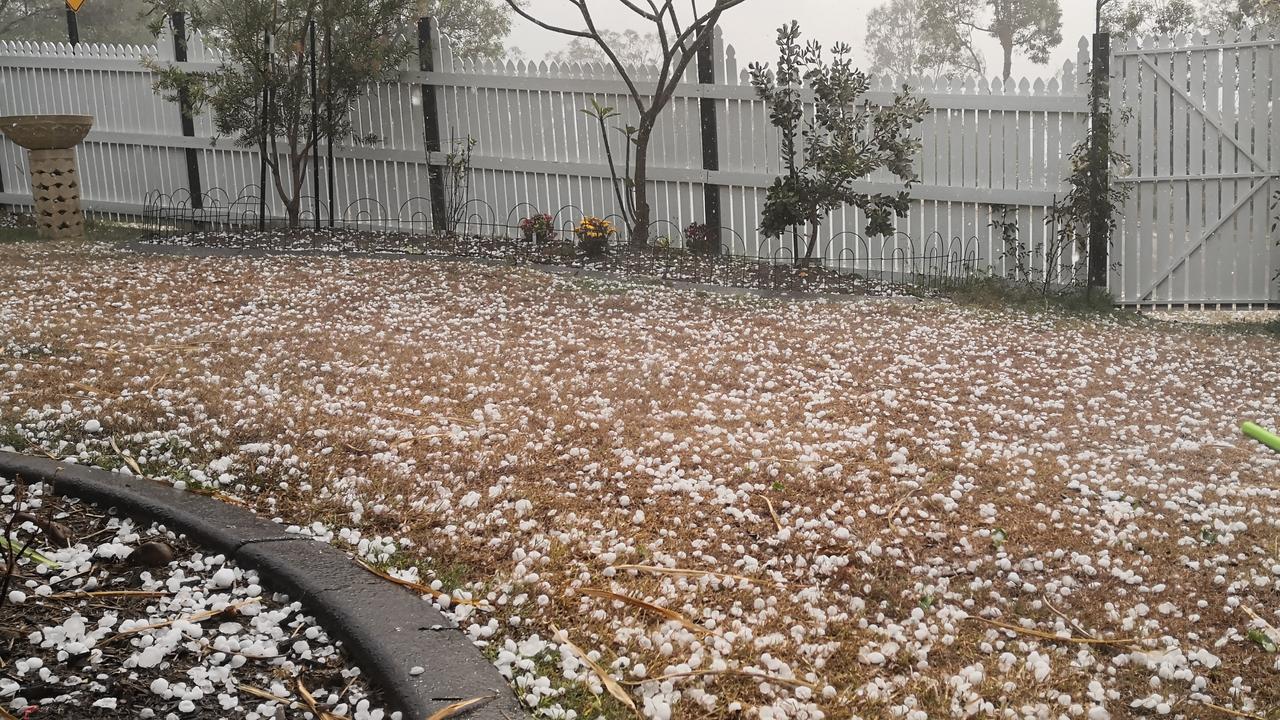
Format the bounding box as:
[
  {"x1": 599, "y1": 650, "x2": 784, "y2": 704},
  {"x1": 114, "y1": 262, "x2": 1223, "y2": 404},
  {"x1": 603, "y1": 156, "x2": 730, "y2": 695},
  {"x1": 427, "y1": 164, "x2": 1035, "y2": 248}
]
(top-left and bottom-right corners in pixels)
[{"x1": 142, "y1": 185, "x2": 982, "y2": 293}]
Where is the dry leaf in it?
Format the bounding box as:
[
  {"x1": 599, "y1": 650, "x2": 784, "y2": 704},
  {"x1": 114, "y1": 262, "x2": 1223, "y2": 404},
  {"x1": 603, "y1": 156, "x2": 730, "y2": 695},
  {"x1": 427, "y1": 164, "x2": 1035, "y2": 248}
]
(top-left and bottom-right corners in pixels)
[
  {"x1": 552, "y1": 626, "x2": 637, "y2": 716},
  {"x1": 425, "y1": 695, "x2": 494, "y2": 720},
  {"x1": 969, "y1": 616, "x2": 1138, "y2": 646},
  {"x1": 758, "y1": 494, "x2": 782, "y2": 532},
  {"x1": 110, "y1": 436, "x2": 143, "y2": 475},
  {"x1": 581, "y1": 587, "x2": 702, "y2": 633},
  {"x1": 354, "y1": 558, "x2": 487, "y2": 608}
]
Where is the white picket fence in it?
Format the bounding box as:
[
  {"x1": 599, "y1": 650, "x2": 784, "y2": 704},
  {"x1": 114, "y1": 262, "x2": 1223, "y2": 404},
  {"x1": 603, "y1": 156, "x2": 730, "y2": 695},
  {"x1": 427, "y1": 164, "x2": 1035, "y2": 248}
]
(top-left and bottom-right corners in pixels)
[
  {"x1": 0, "y1": 25, "x2": 1275, "y2": 306},
  {"x1": 1110, "y1": 31, "x2": 1279, "y2": 307}
]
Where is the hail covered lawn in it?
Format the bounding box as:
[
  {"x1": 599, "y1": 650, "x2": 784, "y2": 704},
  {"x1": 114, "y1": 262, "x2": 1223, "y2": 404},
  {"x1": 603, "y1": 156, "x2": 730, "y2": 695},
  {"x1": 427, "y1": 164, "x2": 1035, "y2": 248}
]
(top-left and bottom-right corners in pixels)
[{"x1": 1, "y1": 241, "x2": 1278, "y2": 720}]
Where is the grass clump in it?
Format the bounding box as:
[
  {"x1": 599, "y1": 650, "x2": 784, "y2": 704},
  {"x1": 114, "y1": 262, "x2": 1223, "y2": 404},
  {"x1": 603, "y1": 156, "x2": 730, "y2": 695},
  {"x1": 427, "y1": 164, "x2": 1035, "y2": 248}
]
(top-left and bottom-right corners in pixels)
[
  {"x1": 0, "y1": 212, "x2": 142, "y2": 244},
  {"x1": 945, "y1": 276, "x2": 1123, "y2": 315}
]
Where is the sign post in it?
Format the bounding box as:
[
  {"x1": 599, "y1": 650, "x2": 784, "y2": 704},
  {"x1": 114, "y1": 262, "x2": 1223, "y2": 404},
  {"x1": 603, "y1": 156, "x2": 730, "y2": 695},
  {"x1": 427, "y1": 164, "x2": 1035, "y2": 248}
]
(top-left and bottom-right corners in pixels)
[{"x1": 65, "y1": 0, "x2": 83, "y2": 45}]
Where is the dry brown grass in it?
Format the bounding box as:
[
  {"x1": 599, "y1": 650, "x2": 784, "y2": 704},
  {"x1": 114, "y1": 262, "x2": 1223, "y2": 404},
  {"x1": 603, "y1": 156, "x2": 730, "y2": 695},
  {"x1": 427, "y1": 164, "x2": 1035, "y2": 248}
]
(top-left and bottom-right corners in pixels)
[{"x1": 1, "y1": 241, "x2": 1278, "y2": 719}]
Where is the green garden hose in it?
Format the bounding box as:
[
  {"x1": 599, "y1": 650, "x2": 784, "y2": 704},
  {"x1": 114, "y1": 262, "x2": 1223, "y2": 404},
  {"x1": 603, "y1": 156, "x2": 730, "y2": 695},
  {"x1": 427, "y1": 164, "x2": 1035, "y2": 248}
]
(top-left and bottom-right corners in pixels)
[{"x1": 1242, "y1": 422, "x2": 1280, "y2": 453}]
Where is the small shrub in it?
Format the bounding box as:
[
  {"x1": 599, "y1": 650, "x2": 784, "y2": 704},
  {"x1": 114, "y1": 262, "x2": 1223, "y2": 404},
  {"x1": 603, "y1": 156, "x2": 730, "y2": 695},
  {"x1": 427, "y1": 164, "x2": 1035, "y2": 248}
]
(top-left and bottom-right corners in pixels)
[
  {"x1": 683, "y1": 221, "x2": 718, "y2": 255},
  {"x1": 574, "y1": 216, "x2": 615, "y2": 258},
  {"x1": 519, "y1": 213, "x2": 557, "y2": 244}
]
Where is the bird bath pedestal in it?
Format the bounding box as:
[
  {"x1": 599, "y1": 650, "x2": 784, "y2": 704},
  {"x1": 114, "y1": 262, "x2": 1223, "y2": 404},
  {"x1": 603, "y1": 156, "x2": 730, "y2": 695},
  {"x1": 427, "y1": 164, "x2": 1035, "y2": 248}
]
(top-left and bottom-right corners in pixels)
[{"x1": 0, "y1": 115, "x2": 94, "y2": 240}]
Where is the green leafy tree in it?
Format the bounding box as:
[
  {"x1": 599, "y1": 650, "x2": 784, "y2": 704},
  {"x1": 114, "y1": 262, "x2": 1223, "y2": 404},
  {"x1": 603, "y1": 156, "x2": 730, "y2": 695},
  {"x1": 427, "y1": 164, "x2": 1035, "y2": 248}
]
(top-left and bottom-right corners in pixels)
[
  {"x1": 922, "y1": 0, "x2": 1063, "y2": 80},
  {"x1": 147, "y1": 0, "x2": 413, "y2": 227},
  {"x1": 1202, "y1": 0, "x2": 1279, "y2": 33},
  {"x1": 749, "y1": 22, "x2": 928, "y2": 268},
  {"x1": 420, "y1": 0, "x2": 514, "y2": 61},
  {"x1": 867, "y1": 0, "x2": 984, "y2": 82},
  {"x1": 503, "y1": 0, "x2": 753, "y2": 247},
  {"x1": 1100, "y1": 0, "x2": 1201, "y2": 41}
]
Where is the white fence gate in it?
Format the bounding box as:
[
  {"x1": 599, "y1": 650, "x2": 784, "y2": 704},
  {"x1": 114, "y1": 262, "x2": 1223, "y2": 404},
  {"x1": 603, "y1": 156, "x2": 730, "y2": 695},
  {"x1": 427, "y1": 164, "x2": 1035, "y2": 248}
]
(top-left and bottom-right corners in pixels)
[
  {"x1": 0, "y1": 25, "x2": 1275, "y2": 306},
  {"x1": 1111, "y1": 31, "x2": 1279, "y2": 307}
]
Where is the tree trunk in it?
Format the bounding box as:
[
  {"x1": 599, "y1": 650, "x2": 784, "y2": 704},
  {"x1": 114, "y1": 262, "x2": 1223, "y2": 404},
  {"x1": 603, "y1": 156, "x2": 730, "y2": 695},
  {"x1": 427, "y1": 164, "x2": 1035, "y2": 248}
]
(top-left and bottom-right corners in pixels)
[
  {"x1": 628, "y1": 121, "x2": 653, "y2": 247},
  {"x1": 798, "y1": 217, "x2": 821, "y2": 268},
  {"x1": 1001, "y1": 36, "x2": 1013, "y2": 81},
  {"x1": 284, "y1": 147, "x2": 307, "y2": 228}
]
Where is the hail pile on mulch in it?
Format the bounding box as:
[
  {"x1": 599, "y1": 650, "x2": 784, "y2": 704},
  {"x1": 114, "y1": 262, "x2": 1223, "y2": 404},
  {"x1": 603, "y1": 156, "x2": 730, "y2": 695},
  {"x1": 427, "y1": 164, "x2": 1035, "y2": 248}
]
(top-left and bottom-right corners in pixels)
[
  {"x1": 143, "y1": 228, "x2": 916, "y2": 297},
  {"x1": 0, "y1": 477, "x2": 394, "y2": 720},
  {"x1": 1, "y1": 240, "x2": 1279, "y2": 720}
]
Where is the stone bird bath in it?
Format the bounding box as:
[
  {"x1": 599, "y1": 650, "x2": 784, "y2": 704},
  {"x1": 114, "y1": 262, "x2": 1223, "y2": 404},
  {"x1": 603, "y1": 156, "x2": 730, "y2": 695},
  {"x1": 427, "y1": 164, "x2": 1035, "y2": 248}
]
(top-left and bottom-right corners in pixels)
[{"x1": 0, "y1": 115, "x2": 94, "y2": 240}]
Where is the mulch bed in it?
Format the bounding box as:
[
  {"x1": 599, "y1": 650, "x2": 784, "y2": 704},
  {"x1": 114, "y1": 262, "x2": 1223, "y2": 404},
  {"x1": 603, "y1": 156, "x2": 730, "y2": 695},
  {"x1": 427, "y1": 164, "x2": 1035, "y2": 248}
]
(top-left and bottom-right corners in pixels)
[{"x1": 1, "y1": 478, "x2": 391, "y2": 720}]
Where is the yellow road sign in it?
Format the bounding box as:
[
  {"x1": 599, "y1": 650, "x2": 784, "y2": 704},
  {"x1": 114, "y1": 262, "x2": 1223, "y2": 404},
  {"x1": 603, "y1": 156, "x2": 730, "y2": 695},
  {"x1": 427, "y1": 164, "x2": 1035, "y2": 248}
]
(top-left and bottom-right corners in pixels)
[{"x1": 66, "y1": 0, "x2": 85, "y2": 13}]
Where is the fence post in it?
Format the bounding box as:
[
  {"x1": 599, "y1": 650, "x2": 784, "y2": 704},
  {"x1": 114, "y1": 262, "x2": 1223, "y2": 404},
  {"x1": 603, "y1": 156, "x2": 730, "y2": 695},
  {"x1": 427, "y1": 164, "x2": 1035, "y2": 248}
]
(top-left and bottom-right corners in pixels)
[
  {"x1": 65, "y1": 6, "x2": 78, "y2": 46},
  {"x1": 696, "y1": 27, "x2": 723, "y2": 253},
  {"x1": 308, "y1": 19, "x2": 319, "y2": 230},
  {"x1": 325, "y1": 24, "x2": 334, "y2": 228},
  {"x1": 170, "y1": 12, "x2": 203, "y2": 212},
  {"x1": 258, "y1": 30, "x2": 272, "y2": 230},
  {"x1": 418, "y1": 16, "x2": 448, "y2": 233},
  {"x1": 1088, "y1": 32, "x2": 1111, "y2": 289}
]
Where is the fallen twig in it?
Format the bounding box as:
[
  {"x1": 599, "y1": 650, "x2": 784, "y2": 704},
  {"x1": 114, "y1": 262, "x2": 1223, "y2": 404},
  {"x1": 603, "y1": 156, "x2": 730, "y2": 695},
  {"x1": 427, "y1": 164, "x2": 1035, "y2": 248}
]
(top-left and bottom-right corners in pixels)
[
  {"x1": 237, "y1": 684, "x2": 304, "y2": 711},
  {"x1": 48, "y1": 590, "x2": 169, "y2": 600},
  {"x1": 1198, "y1": 700, "x2": 1267, "y2": 720},
  {"x1": 612, "y1": 564, "x2": 781, "y2": 586},
  {"x1": 1042, "y1": 594, "x2": 1094, "y2": 639},
  {"x1": 105, "y1": 598, "x2": 256, "y2": 644},
  {"x1": 296, "y1": 679, "x2": 344, "y2": 720},
  {"x1": 425, "y1": 696, "x2": 495, "y2": 720}
]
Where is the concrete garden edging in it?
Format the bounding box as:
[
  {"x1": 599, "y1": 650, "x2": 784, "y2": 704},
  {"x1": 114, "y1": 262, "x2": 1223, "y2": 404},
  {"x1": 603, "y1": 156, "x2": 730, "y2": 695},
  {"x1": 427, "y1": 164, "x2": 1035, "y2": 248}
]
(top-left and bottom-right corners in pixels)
[{"x1": 0, "y1": 451, "x2": 526, "y2": 720}]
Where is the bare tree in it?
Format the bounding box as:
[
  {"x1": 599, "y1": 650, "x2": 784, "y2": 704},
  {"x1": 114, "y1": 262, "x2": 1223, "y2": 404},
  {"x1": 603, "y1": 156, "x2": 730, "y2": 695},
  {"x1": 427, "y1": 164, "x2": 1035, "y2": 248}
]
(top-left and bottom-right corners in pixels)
[{"x1": 502, "y1": 0, "x2": 753, "y2": 246}]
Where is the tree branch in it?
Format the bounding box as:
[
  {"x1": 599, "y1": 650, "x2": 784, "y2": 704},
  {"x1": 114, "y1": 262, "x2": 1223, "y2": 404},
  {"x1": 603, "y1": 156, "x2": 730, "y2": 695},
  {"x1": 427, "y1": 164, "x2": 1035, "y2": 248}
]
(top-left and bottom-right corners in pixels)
[{"x1": 500, "y1": 0, "x2": 594, "y2": 39}]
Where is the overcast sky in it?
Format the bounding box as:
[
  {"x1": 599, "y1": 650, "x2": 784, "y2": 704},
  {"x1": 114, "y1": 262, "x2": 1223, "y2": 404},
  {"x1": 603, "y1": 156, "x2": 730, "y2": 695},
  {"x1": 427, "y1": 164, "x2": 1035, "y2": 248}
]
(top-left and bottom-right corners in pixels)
[{"x1": 509, "y1": 0, "x2": 1097, "y2": 83}]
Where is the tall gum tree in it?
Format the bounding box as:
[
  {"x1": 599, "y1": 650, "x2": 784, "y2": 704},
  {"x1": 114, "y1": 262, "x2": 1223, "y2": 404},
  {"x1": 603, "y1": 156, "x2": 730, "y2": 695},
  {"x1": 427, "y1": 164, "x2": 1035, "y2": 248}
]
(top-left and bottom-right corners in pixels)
[{"x1": 922, "y1": 0, "x2": 1063, "y2": 80}]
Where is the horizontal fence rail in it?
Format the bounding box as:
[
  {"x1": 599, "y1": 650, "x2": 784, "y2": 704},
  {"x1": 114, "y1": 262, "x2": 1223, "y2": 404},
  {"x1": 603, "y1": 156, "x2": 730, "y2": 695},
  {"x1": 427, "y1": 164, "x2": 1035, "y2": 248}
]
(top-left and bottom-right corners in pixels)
[{"x1": 0, "y1": 25, "x2": 1275, "y2": 306}]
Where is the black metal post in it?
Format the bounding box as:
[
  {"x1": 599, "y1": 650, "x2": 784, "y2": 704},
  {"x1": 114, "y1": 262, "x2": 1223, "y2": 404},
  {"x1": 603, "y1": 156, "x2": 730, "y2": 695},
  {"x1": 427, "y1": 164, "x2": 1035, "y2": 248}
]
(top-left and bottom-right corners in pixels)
[
  {"x1": 325, "y1": 24, "x2": 334, "y2": 228},
  {"x1": 418, "y1": 16, "x2": 448, "y2": 233},
  {"x1": 65, "y1": 5, "x2": 78, "y2": 45},
  {"x1": 258, "y1": 30, "x2": 271, "y2": 230},
  {"x1": 1088, "y1": 31, "x2": 1111, "y2": 289},
  {"x1": 696, "y1": 28, "x2": 722, "y2": 254},
  {"x1": 171, "y1": 12, "x2": 203, "y2": 212},
  {"x1": 309, "y1": 19, "x2": 320, "y2": 230}
]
